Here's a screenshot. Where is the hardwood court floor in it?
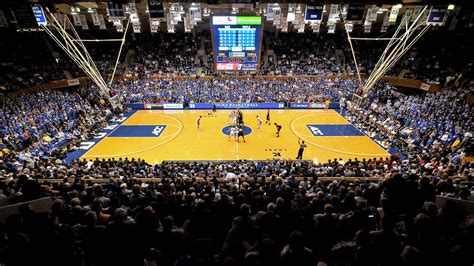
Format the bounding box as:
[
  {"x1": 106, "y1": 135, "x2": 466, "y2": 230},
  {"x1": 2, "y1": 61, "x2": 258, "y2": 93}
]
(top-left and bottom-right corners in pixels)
[{"x1": 81, "y1": 109, "x2": 389, "y2": 164}]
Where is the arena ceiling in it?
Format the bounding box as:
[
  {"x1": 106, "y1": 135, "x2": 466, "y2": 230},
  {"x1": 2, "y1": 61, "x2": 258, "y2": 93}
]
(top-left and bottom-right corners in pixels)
[{"x1": 0, "y1": 0, "x2": 471, "y2": 33}]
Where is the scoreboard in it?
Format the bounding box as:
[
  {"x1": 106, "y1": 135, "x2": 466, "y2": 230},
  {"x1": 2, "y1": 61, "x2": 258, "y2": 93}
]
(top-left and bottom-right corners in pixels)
[{"x1": 211, "y1": 16, "x2": 263, "y2": 71}]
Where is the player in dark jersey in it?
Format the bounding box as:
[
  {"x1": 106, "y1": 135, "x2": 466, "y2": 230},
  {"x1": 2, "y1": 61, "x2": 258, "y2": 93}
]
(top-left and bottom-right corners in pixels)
[
  {"x1": 274, "y1": 123, "x2": 282, "y2": 137},
  {"x1": 238, "y1": 124, "x2": 246, "y2": 143},
  {"x1": 266, "y1": 109, "x2": 270, "y2": 124}
]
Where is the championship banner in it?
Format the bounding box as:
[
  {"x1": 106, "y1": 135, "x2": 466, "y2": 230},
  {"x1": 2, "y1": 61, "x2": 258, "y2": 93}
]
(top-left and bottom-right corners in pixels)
[
  {"x1": 189, "y1": 103, "x2": 285, "y2": 109},
  {"x1": 427, "y1": 8, "x2": 448, "y2": 25},
  {"x1": 304, "y1": 5, "x2": 323, "y2": 22},
  {"x1": 148, "y1": 0, "x2": 165, "y2": 19}
]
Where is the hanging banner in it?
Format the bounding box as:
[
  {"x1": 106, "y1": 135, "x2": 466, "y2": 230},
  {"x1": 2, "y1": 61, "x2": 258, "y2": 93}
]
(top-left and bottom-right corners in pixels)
[
  {"x1": 148, "y1": 0, "x2": 165, "y2": 19},
  {"x1": 185, "y1": 16, "x2": 193, "y2": 32},
  {"x1": 150, "y1": 19, "x2": 159, "y2": 32},
  {"x1": 427, "y1": 8, "x2": 447, "y2": 25},
  {"x1": 98, "y1": 14, "x2": 106, "y2": 29},
  {"x1": 108, "y1": 1, "x2": 124, "y2": 18},
  {"x1": 266, "y1": 4, "x2": 275, "y2": 21},
  {"x1": 346, "y1": 5, "x2": 365, "y2": 21},
  {"x1": 133, "y1": 24, "x2": 141, "y2": 33},
  {"x1": 389, "y1": 6, "x2": 400, "y2": 23},
  {"x1": 31, "y1": 4, "x2": 47, "y2": 27},
  {"x1": 287, "y1": 3, "x2": 296, "y2": 22},
  {"x1": 329, "y1": 4, "x2": 339, "y2": 23},
  {"x1": 91, "y1": 13, "x2": 100, "y2": 26},
  {"x1": 367, "y1": 5, "x2": 378, "y2": 22},
  {"x1": 72, "y1": 14, "x2": 82, "y2": 26},
  {"x1": 189, "y1": 3, "x2": 201, "y2": 23},
  {"x1": 80, "y1": 14, "x2": 88, "y2": 30},
  {"x1": 305, "y1": 5, "x2": 324, "y2": 22}
]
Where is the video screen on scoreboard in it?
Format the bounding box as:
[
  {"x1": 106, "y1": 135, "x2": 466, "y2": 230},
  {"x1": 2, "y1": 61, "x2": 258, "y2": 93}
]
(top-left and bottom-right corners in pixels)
[{"x1": 211, "y1": 16, "x2": 263, "y2": 71}]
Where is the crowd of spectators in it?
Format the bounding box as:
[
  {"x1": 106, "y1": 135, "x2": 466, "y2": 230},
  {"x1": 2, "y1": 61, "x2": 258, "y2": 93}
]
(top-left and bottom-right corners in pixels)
[
  {"x1": 0, "y1": 87, "x2": 115, "y2": 158},
  {"x1": 400, "y1": 30, "x2": 473, "y2": 86},
  {"x1": 111, "y1": 77, "x2": 360, "y2": 104},
  {"x1": 0, "y1": 32, "x2": 68, "y2": 91},
  {"x1": 346, "y1": 82, "x2": 473, "y2": 162},
  {"x1": 130, "y1": 33, "x2": 199, "y2": 77},
  {"x1": 267, "y1": 33, "x2": 343, "y2": 76},
  {"x1": 0, "y1": 156, "x2": 473, "y2": 265},
  {"x1": 2, "y1": 29, "x2": 473, "y2": 91}
]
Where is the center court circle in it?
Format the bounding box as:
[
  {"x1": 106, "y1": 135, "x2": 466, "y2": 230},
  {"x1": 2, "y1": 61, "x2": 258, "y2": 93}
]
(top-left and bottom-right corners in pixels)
[{"x1": 222, "y1": 125, "x2": 252, "y2": 136}]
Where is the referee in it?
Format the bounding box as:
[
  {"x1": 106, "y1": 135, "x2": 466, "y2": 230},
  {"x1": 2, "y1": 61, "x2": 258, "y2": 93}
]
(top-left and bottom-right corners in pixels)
[{"x1": 296, "y1": 138, "x2": 307, "y2": 160}]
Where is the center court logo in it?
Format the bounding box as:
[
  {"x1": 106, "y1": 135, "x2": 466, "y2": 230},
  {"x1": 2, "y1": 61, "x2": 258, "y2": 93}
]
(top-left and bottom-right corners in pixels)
[{"x1": 222, "y1": 125, "x2": 252, "y2": 136}]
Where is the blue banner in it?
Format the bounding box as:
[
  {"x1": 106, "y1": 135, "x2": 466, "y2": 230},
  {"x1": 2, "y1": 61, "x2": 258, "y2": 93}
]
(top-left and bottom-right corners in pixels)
[
  {"x1": 305, "y1": 5, "x2": 324, "y2": 21},
  {"x1": 31, "y1": 4, "x2": 47, "y2": 27},
  {"x1": 148, "y1": 1, "x2": 165, "y2": 19},
  {"x1": 189, "y1": 102, "x2": 284, "y2": 109}
]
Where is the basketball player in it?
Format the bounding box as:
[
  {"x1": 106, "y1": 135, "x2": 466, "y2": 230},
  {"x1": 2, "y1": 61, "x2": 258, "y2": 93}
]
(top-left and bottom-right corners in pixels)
[
  {"x1": 296, "y1": 138, "x2": 307, "y2": 160},
  {"x1": 265, "y1": 109, "x2": 270, "y2": 124},
  {"x1": 238, "y1": 124, "x2": 246, "y2": 143},
  {"x1": 196, "y1": 116, "x2": 202, "y2": 130},
  {"x1": 256, "y1": 115, "x2": 263, "y2": 129},
  {"x1": 228, "y1": 110, "x2": 234, "y2": 124},
  {"x1": 228, "y1": 126, "x2": 237, "y2": 142},
  {"x1": 274, "y1": 123, "x2": 282, "y2": 137},
  {"x1": 237, "y1": 109, "x2": 244, "y2": 125}
]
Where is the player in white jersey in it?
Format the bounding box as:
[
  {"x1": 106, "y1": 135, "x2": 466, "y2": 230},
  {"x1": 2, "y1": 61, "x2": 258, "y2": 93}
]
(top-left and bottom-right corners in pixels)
[
  {"x1": 232, "y1": 111, "x2": 238, "y2": 125},
  {"x1": 228, "y1": 126, "x2": 236, "y2": 141},
  {"x1": 256, "y1": 115, "x2": 263, "y2": 129}
]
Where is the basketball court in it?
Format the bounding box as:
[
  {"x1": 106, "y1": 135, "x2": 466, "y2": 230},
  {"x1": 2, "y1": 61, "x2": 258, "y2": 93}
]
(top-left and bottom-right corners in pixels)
[{"x1": 79, "y1": 109, "x2": 389, "y2": 164}]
